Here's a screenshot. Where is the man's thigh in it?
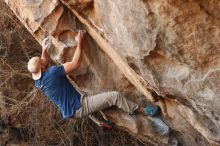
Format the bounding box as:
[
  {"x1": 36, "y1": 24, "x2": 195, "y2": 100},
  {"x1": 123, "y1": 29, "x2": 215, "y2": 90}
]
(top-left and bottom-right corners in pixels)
[{"x1": 75, "y1": 91, "x2": 118, "y2": 118}]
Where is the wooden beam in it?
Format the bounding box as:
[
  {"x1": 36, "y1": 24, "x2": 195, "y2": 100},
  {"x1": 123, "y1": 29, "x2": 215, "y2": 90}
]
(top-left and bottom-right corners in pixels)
[{"x1": 61, "y1": 1, "x2": 155, "y2": 101}]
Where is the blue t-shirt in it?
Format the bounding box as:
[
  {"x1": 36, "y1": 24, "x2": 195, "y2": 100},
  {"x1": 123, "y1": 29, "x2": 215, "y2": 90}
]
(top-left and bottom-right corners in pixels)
[{"x1": 35, "y1": 65, "x2": 81, "y2": 119}]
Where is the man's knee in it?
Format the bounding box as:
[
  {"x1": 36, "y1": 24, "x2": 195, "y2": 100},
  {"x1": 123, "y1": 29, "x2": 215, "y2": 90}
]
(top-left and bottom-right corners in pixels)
[
  {"x1": 110, "y1": 91, "x2": 121, "y2": 96},
  {"x1": 107, "y1": 91, "x2": 122, "y2": 105}
]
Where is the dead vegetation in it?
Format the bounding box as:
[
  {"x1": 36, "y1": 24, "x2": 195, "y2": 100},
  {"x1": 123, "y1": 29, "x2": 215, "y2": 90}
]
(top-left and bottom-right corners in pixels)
[{"x1": 0, "y1": 1, "x2": 145, "y2": 145}]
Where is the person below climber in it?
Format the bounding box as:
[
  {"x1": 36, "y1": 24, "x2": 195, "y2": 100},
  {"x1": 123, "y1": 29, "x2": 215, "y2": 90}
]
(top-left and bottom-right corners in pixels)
[{"x1": 27, "y1": 30, "x2": 159, "y2": 121}]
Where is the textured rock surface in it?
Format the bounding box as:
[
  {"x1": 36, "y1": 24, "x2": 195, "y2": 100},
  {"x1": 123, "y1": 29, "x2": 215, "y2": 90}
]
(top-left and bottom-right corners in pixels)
[{"x1": 4, "y1": 0, "x2": 220, "y2": 145}]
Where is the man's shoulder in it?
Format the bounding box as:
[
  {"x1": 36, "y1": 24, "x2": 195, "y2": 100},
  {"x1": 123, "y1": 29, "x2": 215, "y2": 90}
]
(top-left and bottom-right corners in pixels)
[
  {"x1": 47, "y1": 65, "x2": 62, "y2": 72},
  {"x1": 48, "y1": 65, "x2": 57, "y2": 70},
  {"x1": 41, "y1": 66, "x2": 57, "y2": 78},
  {"x1": 47, "y1": 65, "x2": 65, "y2": 77}
]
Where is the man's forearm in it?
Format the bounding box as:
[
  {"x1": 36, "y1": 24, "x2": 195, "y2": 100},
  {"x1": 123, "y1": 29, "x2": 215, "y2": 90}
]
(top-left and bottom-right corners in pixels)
[
  {"x1": 71, "y1": 43, "x2": 82, "y2": 65},
  {"x1": 41, "y1": 49, "x2": 49, "y2": 67}
]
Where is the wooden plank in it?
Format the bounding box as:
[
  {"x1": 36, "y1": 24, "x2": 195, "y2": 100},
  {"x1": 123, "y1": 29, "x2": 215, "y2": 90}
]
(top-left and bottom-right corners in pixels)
[{"x1": 61, "y1": 1, "x2": 155, "y2": 101}]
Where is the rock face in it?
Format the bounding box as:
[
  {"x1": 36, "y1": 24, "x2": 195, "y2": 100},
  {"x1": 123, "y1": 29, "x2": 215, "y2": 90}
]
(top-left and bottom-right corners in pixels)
[{"x1": 4, "y1": 0, "x2": 220, "y2": 145}]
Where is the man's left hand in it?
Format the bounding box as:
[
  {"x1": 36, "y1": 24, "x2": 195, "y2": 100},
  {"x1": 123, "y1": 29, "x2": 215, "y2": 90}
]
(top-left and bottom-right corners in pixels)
[{"x1": 42, "y1": 37, "x2": 51, "y2": 51}]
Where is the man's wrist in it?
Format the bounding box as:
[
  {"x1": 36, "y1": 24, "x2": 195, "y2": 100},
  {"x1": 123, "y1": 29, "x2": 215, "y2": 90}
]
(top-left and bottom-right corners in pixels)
[
  {"x1": 42, "y1": 47, "x2": 48, "y2": 52},
  {"x1": 78, "y1": 40, "x2": 82, "y2": 47}
]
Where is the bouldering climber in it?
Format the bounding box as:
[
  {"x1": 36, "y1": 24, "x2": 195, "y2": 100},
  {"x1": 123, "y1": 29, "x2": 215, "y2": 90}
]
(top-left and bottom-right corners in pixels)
[{"x1": 27, "y1": 30, "x2": 159, "y2": 121}]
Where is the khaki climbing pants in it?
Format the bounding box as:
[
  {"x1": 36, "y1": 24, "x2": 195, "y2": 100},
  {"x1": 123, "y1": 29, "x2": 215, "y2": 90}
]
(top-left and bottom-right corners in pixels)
[{"x1": 74, "y1": 91, "x2": 139, "y2": 118}]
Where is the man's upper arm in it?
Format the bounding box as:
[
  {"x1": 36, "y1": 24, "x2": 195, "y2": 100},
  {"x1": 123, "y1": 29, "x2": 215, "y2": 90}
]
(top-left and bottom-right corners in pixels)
[{"x1": 63, "y1": 62, "x2": 79, "y2": 75}]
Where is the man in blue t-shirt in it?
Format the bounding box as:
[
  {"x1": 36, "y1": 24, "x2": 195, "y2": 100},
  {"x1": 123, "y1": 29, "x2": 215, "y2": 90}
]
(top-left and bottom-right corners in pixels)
[{"x1": 27, "y1": 30, "x2": 157, "y2": 120}]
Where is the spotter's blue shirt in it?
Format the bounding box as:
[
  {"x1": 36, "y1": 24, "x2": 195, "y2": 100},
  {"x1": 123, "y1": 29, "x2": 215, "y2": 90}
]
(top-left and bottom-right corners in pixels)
[{"x1": 35, "y1": 65, "x2": 81, "y2": 119}]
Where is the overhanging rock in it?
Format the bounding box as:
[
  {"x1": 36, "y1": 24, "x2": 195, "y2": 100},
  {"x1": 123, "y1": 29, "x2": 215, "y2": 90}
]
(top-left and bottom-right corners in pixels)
[{"x1": 4, "y1": 0, "x2": 220, "y2": 145}]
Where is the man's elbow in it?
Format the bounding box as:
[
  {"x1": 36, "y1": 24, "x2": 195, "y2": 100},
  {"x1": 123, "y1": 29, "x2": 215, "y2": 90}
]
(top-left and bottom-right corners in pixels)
[
  {"x1": 63, "y1": 62, "x2": 79, "y2": 75},
  {"x1": 75, "y1": 61, "x2": 81, "y2": 69}
]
